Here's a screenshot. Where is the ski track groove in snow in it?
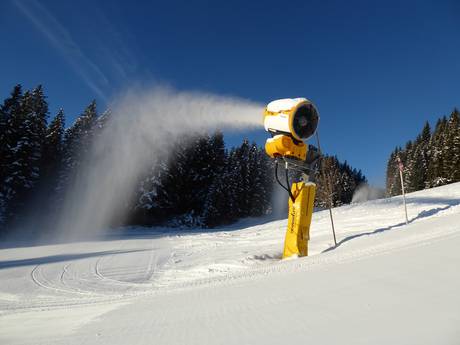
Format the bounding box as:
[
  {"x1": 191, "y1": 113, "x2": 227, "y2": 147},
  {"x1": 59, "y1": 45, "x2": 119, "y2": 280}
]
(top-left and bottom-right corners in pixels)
[{"x1": 31, "y1": 264, "x2": 96, "y2": 297}]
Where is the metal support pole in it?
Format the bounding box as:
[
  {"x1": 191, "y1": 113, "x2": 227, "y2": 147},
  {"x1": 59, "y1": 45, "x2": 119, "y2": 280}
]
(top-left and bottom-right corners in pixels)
[
  {"x1": 399, "y1": 169, "x2": 409, "y2": 225},
  {"x1": 396, "y1": 156, "x2": 409, "y2": 225},
  {"x1": 316, "y1": 131, "x2": 338, "y2": 246},
  {"x1": 329, "y1": 206, "x2": 337, "y2": 246}
]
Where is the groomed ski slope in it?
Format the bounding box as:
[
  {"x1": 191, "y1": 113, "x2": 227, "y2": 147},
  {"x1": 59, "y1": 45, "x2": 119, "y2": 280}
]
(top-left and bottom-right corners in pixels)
[{"x1": 1, "y1": 183, "x2": 459, "y2": 344}]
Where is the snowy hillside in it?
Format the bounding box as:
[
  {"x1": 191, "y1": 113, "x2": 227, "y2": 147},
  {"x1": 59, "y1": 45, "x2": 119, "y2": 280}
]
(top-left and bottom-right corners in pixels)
[{"x1": 1, "y1": 183, "x2": 460, "y2": 344}]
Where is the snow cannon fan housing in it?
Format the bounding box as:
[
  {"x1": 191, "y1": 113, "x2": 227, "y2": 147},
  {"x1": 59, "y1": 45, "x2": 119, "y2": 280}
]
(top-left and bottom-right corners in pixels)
[{"x1": 264, "y1": 98, "x2": 319, "y2": 161}]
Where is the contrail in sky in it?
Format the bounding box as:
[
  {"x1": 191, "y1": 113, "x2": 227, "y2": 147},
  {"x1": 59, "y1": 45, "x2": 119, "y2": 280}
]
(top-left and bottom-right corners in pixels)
[{"x1": 13, "y1": 0, "x2": 109, "y2": 101}]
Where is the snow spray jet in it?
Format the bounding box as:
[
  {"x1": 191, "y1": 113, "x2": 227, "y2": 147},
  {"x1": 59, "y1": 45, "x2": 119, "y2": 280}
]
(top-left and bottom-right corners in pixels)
[
  {"x1": 351, "y1": 184, "x2": 385, "y2": 204},
  {"x1": 54, "y1": 87, "x2": 262, "y2": 241}
]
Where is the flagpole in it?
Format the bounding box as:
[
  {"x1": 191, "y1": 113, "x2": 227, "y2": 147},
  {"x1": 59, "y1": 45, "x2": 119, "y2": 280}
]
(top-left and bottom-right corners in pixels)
[{"x1": 397, "y1": 156, "x2": 409, "y2": 225}]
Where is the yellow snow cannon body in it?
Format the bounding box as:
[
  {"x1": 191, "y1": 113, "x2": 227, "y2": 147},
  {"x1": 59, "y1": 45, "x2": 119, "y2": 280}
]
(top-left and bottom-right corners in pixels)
[
  {"x1": 263, "y1": 98, "x2": 320, "y2": 259},
  {"x1": 284, "y1": 181, "x2": 316, "y2": 258},
  {"x1": 265, "y1": 134, "x2": 307, "y2": 161}
]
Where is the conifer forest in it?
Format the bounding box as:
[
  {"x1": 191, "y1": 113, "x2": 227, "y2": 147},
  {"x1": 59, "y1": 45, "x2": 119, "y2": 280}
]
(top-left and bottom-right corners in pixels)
[
  {"x1": 386, "y1": 109, "x2": 460, "y2": 196},
  {"x1": 5, "y1": 84, "x2": 457, "y2": 236}
]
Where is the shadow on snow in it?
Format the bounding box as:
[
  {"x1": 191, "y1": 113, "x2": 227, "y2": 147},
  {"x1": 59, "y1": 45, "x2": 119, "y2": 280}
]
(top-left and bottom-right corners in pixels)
[
  {"x1": 0, "y1": 248, "x2": 149, "y2": 270},
  {"x1": 322, "y1": 196, "x2": 460, "y2": 253}
]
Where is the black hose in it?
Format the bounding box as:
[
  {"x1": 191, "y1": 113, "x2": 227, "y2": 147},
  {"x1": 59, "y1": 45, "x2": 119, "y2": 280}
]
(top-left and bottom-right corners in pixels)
[{"x1": 275, "y1": 160, "x2": 295, "y2": 202}]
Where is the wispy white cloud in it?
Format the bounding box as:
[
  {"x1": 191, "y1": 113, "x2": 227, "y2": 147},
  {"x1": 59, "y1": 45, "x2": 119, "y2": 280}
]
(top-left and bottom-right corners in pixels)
[
  {"x1": 13, "y1": 0, "x2": 109, "y2": 101},
  {"x1": 90, "y1": 7, "x2": 139, "y2": 81}
]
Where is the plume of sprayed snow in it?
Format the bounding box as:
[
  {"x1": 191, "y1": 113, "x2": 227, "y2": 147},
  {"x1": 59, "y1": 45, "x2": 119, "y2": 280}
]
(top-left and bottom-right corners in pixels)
[
  {"x1": 54, "y1": 87, "x2": 262, "y2": 241},
  {"x1": 351, "y1": 184, "x2": 385, "y2": 204}
]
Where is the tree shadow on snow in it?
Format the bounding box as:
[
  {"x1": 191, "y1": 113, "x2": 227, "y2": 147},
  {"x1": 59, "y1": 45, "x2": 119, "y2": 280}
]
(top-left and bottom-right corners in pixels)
[
  {"x1": 322, "y1": 196, "x2": 460, "y2": 253},
  {"x1": 103, "y1": 213, "x2": 288, "y2": 241},
  {"x1": 0, "y1": 248, "x2": 149, "y2": 270}
]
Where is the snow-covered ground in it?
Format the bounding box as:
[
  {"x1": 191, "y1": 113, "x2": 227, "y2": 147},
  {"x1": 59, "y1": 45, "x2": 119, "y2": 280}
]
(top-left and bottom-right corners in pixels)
[{"x1": 1, "y1": 183, "x2": 459, "y2": 344}]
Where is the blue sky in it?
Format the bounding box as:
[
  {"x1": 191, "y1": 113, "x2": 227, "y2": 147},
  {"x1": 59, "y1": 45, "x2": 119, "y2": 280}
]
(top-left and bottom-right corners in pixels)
[{"x1": 1, "y1": 0, "x2": 459, "y2": 186}]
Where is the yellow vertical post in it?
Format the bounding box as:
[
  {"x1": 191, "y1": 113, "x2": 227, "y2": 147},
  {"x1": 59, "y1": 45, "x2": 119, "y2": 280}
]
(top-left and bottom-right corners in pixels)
[{"x1": 282, "y1": 181, "x2": 316, "y2": 259}]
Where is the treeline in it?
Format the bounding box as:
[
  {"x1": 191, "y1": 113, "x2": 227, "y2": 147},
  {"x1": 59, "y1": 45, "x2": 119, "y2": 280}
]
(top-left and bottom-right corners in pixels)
[
  {"x1": 132, "y1": 135, "x2": 273, "y2": 227},
  {"x1": 133, "y1": 147, "x2": 367, "y2": 225},
  {"x1": 0, "y1": 85, "x2": 274, "y2": 232},
  {"x1": 0, "y1": 84, "x2": 56, "y2": 227},
  {"x1": 386, "y1": 109, "x2": 460, "y2": 196},
  {"x1": 0, "y1": 84, "x2": 109, "y2": 232},
  {"x1": 0, "y1": 84, "x2": 367, "y2": 236}
]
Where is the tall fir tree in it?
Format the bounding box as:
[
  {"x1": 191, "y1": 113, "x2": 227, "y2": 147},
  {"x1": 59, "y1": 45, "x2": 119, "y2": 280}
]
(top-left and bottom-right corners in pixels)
[
  {"x1": 42, "y1": 109, "x2": 65, "y2": 186},
  {"x1": 201, "y1": 137, "x2": 237, "y2": 227},
  {"x1": 232, "y1": 139, "x2": 251, "y2": 217},
  {"x1": 408, "y1": 134, "x2": 427, "y2": 192},
  {"x1": 386, "y1": 149, "x2": 397, "y2": 196},
  {"x1": 1, "y1": 86, "x2": 49, "y2": 224},
  {"x1": 246, "y1": 143, "x2": 273, "y2": 217},
  {"x1": 427, "y1": 117, "x2": 448, "y2": 187},
  {"x1": 0, "y1": 85, "x2": 23, "y2": 226},
  {"x1": 444, "y1": 109, "x2": 460, "y2": 181},
  {"x1": 57, "y1": 100, "x2": 98, "y2": 195}
]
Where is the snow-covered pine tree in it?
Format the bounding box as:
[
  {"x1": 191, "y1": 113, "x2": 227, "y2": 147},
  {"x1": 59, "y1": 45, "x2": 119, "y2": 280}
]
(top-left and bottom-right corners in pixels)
[
  {"x1": 444, "y1": 109, "x2": 460, "y2": 182},
  {"x1": 417, "y1": 121, "x2": 431, "y2": 189},
  {"x1": 246, "y1": 142, "x2": 272, "y2": 217},
  {"x1": 315, "y1": 154, "x2": 366, "y2": 207},
  {"x1": 386, "y1": 109, "x2": 460, "y2": 191},
  {"x1": 201, "y1": 150, "x2": 238, "y2": 227},
  {"x1": 207, "y1": 131, "x2": 225, "y2": 167},
  {"x1": 449, "y1": 109, "x2": 460, "y2": 182},
  {"x1": 201, "y1": 175, "x2": 227, "y2": 227},
  {"x1": 256, "y1": 144, "x2": 273, "y2": 216},
  {"x1": 331, "y1": 156, "x2": 344, "y2": 206},
  {"x1": 1, "y1": 87, "x2": 49, "y2": 224},
  {"x1": 387, "y1": 147, "x2": 402, "y2": 196},
  {"x1": 31, "y1": 85, "x2": 49, "y2": 149},
  {"x1": 200, "y1": 131, "x2": 231, "y2": 226},
  {"x1": 232, "y1": 139, "x2": 251, "y2": 217},
  {"x1": 353, "y1": 168, "x2": 367, "y2": 188},
  {"x1": 0, "y1": 110, "x2": 6, "y2": 226},
  {"x1": 203, "y1": 139, "x2": 260, "y2": 227},
  {"x1": 56, "y1": 101, "x2": 98, "y2": 198},
  {"x1": 427, "y1": 117, "x2": 448, "y2": 187},
  {"x1": 191, "y1": 133, "x2": 221, "y2": 215},
  {"x1": 339, "y1": 160, "x2": 356, "y2": 204},
  {"x1": 42, "y1": 109, "x2": 65, "y2": 188},
  {"x1": 316, "y1": 156, "x2": 331, "y2": 208},
  {"x1": 401, "y1": 140, "x2": 414, "y2": 192},
  {"x1": 202, "y1": 138, "x2": 271, "y2": 227},
  {"x1": 150, "y1": 137, "x2": 187, "y2": 216},
  {"x1": 408, "y1": 128, "x2": 430, "y2": 193},
  {"x1": 221, "y1": 146, "x2": 243, "y2": 221},
  {"x1": 135, "y1": 162, "x2": 162, "y2": 219},
  {"x1": 95, "y1": 109, "x2": 111, "y2": 132},
  {"x1": 385, "y1": 150, "x2": 394, "y2": 196},
  {"x1": 0, "y1": 85, "x2": 23, "y2": 226}
]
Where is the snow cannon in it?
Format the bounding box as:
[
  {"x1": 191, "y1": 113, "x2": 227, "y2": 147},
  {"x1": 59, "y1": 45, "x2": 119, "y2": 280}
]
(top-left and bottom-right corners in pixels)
[
  {"x1": 263, "y1": 98, "x2": 320, "y2": 259},
  {"x1": 264, "y1": 98, "x2": 319, "y2": 161}
]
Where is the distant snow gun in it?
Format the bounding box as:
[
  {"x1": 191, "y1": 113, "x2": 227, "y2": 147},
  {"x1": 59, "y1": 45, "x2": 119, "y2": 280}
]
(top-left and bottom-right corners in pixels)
[{"x1": 263, "y1": 98, "x2": 320, "y2": 258}]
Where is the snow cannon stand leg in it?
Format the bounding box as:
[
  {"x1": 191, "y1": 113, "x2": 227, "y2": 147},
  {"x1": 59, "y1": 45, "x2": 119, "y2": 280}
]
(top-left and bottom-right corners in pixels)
[{"x1": 283, "y1": 181, "x2": 316, "y2": 258}]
